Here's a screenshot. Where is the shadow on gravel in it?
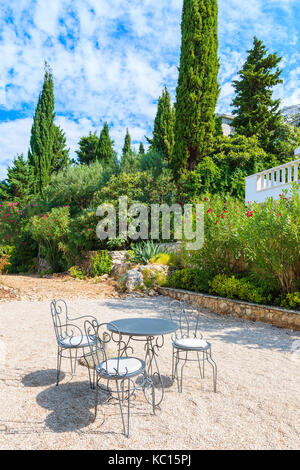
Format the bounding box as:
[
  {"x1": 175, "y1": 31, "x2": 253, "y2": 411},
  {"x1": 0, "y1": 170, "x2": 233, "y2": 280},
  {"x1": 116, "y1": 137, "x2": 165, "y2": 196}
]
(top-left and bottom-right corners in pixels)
[{"x1": 22, "y1": 369, "x2": 65, "y2": 387}]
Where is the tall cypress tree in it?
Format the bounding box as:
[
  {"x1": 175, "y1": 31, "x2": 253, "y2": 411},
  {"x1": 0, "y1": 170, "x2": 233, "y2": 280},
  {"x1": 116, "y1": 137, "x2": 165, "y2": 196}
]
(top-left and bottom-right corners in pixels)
[
  {"x1": 28, "y1": 62, "x2": 55, "y2": 195},
  {"x1": 172, "y1": 0, "x2": 219, "y2": 177},
  {"x1": 232, "y1": 37, "x2": 283, "y2": 155},
  {"x1": 148, "y1": 87, "x2": 175, "y2": 162},
  {"x1": 138, "y1": 142, "x2": 145, "y2": 155},
  {"x1": 122, "y1": 128, "x2": 131, "y2": 156},
  {"x1": 96, "y1": 122, "x2": 115, "y2": 163}
]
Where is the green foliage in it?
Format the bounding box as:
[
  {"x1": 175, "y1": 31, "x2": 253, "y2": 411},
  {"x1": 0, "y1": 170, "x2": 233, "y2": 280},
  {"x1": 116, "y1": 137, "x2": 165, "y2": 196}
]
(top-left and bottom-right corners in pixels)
[
  {"x1": 138, "y1": 150, "x2": 165, "y2": 179},
  {"x1": 168, "y1": 268, "x2": 211, "y2": 293},
  {"x1": 142, "y1": 269, "x2": 156, "y2": 289},
  {"x1": 129, "y1": 241, "x2": 161, "y2": 265},
  {"x1": 179, "y1": 135, "x2": 270, "y2": 201},
  {"x1": 122, "y1": 129, "x2": 132, "y2": 156},
  {"x1": 96, "y1": 122, "x2": 116, "y2": 164},
  {"x1": 90, "y1": 250, "x2": 112, "y2": 277},
  {"x1": 232, "y1": 37, "x2": 283, "y2": 156},
  {"x1": 138, "y1": 143, "x2": 145, "y2": 155},
  {"x1": 0, "y1": 154, "x2": 34, "y2": 202},
  {"x1": 240, "y1": 189, "x2": 300, "y2": 294},
  {"x1": 75, "y1": 132, "x2": 99, "y2": 165},
  {"x1": 69, "y1": 265, "x2": 86, "y2": 280},
  {"x1": 28, "y1": 63, "x2": 55, "y2": 195},
  {"x1": 209, "y1": 274, "x2": 269, "y2": 304},
  {"x1": 172, "y1": 0, "x2": 219, "y2": 176},
  {"x1": 148, "y1": 87, "x2": 175, "y2": 162},
  {"x1": 120, "y1": 149, "x2": 140, "y2": 174},
  {"x1": 43, "y1": 160, "x2": 115, "y2": 210},
  {"x1": 281, "y1": 292, "x2": 300, "y2": 310},
  {"x1": 52, "y1": 125, "x2": 70, "y2": 173},
  {"x1": 30, "y1": 206, "x2": 71, "y2": 272},
  {"x1": 150, "y1": 252, "x2": 181, "y2": 267}
]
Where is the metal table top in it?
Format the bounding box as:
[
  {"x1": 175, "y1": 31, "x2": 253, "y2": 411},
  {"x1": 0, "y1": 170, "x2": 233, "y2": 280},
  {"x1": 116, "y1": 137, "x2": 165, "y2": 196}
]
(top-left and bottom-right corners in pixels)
[{"x1": 107, "y1": 317, "x2": 178, "y2": 337}]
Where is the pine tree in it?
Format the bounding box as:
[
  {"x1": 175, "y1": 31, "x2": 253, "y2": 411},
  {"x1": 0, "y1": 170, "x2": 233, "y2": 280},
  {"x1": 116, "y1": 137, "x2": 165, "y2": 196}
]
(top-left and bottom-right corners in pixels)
[
  {"x1": 138, "y1": 143, "x2": 145, "y2": 155},
  {"x1": 28, "y1": 62, "x2": 55, "y2": 195},
  {"x1": 149, "y1": 87, "x2": 175, "y2": 162},
  {"x1": 122, "y1": 128, "x2": 131, "y2": 156},
  {"x1": 52, "y1": 125, "x2": 70, "y2": 172},
  {"x1": 232, "y1": 37, "x2": 283, "y2": 154},
  {"x1": 76, "y1": 132, "x2": 99, "y2": 165},
  {"x1": 0, "y1": 154, "x2": 34, "y2": 201},
  {"x1": 172, "y1": 0, "x2": 219, "y2": 177},
  {"x1": 96, "y1": 122, "x2": 115, "y2": 163}
]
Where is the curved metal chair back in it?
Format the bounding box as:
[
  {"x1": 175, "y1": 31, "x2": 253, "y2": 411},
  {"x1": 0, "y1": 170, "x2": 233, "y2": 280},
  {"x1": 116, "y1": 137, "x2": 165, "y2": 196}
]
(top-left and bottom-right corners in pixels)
[
  {"x1": 50, "y1": 299, "x2": 70, "y2": 344},
  {"x1": 84, "y1": 320, "x2": 124, "y2": 378},
  {"x1": 168, "y1": 300, "x2": 202, "y2": 340}
]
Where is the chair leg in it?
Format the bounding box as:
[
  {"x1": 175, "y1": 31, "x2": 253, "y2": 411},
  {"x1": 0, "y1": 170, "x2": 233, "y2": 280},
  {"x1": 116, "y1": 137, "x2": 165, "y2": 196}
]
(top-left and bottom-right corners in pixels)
[
  {"x1": 178, "y1": 351, "x2": 188, "y2": 393},
  {"x1": 127, "y1": 378, "x2": 130, "y2": 438},
  {"x1": 56, "y1": 347, "x2": 62, "y2": 386},
  {"x1": 116, "y1": 380, "x2": 127, "y2": 437},
  {"x1": 152, "y1": 379, "x2": 156, "y2": 415},
  {"x1": 83, "y1": 348, "x2": 94, "y2": 389},
  {"x1": 92, "y1": 376, "x2": 99, "y2": 422},
  {"x1": 197, "y1": 351, "x2": 204, "y2": 379},
  {"x1": 207, "y1": 352, "x2": 217, "y2": 393},
  {"x1": 171, "y1": 347, "x2": 175, "y2": 381}
]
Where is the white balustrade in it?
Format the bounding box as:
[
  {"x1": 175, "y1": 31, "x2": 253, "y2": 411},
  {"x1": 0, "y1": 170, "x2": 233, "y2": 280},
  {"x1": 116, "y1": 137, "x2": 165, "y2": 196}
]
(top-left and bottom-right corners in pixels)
[{"x1": 245, "y1": 147, "x2": 300, "y2": 204}]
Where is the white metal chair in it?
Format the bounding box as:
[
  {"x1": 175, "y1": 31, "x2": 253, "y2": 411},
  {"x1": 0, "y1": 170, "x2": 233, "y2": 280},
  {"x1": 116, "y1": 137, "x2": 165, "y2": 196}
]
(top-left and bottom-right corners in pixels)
[
  {"x1": 50, "y1": 299, "x2": 97, "y2": 388},
  {"x1": 169, "y1": 300, "x2": 217, "y2": 393}
]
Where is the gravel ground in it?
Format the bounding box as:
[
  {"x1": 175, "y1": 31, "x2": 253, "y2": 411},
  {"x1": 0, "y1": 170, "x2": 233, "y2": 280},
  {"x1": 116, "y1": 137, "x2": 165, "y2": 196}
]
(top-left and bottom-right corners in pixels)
[{"x1": 0, "y1": 296, "x2": 299, "y2": 450}]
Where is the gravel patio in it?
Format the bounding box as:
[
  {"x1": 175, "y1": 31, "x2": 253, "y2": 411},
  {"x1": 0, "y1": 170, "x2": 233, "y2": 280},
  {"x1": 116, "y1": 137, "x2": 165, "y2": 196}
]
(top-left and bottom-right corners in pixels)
[{"x1": 0, "y1": 296, "x2": 299, "y2": 450}]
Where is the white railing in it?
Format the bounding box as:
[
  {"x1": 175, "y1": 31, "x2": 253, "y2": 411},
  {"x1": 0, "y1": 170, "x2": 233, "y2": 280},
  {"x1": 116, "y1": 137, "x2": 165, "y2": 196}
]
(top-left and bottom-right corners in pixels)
[{"x1": 245, "y1": 147, "x2": 300, "y2": 204}]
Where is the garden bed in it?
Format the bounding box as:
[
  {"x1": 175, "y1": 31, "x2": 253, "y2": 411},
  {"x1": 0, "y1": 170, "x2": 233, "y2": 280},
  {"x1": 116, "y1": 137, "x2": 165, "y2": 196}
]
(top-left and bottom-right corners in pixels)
[{"x1": 158, "y1": 287, "x2": 300, "y2": 331}]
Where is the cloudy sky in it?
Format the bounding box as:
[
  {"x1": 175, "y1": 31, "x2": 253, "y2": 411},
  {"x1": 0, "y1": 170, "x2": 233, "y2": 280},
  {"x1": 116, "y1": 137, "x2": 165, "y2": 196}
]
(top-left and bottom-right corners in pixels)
[{"x1": 0, "y1": 0, "x2": 299, "y2": 180}]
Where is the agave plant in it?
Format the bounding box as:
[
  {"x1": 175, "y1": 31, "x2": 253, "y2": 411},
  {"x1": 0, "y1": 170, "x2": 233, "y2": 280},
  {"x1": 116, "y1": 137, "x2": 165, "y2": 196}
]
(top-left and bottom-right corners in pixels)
[{"x1": 129, "y1": 240, "x2": 161, "y2": 265}]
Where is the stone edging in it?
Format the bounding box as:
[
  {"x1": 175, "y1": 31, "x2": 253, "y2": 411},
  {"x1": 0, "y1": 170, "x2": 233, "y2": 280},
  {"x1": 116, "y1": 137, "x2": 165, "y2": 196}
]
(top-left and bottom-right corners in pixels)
[{"x1": 157, "y1": 287, "x2": 300, "y2": 331}]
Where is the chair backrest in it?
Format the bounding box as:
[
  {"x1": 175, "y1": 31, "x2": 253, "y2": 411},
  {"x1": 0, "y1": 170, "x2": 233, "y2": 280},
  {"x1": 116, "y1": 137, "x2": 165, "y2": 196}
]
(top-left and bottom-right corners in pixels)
[
  {"x1": 50, "y1": 299, "x2": 69, "y2": 344},
  {"x1": 84, "y1": 320, "x2": 124, "y2": 377},
  {"x1": 168, "y1": 300, "x2": 202, "y2": 340},
  {"x1": 50, "y1": 299, "x2": 85, "y2": 346}
]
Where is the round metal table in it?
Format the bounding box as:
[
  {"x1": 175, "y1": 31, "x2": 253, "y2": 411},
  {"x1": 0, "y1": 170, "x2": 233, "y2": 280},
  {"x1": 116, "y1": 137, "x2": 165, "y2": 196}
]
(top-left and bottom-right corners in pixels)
[{"x1": 107, "y1": 317, "x2": 178, "y2": 408}]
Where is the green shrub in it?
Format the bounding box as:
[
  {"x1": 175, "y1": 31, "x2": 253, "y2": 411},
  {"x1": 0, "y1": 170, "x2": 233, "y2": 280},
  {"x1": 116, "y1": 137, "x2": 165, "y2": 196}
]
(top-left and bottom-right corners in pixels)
[
  {"x1": 150, "y1": 252, "x2": 181, "y2": 267},
  {"x1": 69, "y1": 265, "x2": 86, "y2": 280},
  {"x1": 129, "y1": 241, "x2": 161, "y2": 265},
  {"x1": 90, "y1": 251, "x2": 112, "y2": 277},
  {"x1": 142, "y1": 269, "x2": 156, "y2": 289},
  {"x1": 168, "y1": 268, "x2": 211, "y2": 293},
  {"x1": 209, "y1": 274, "x2": 269, "y2": 304},
  {"x1": 280, "y1": 292, "x2": 300, "y2": 310},
  {"x1": 30, "y1": 207, "x2": 71, "y2": 272}
]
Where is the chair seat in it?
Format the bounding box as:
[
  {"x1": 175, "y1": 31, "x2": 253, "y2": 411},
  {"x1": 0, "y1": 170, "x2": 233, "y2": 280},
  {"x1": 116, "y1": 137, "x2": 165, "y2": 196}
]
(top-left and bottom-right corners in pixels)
[
  {"x1": 96, "y1": 357, "x2": 145, "y2": 378},
  {"x1": 173, "y1": 337, "x2": 210, "y2": 350},
  {"x1": 59, "y1": 335, "x2": 94, "y2": 348}
]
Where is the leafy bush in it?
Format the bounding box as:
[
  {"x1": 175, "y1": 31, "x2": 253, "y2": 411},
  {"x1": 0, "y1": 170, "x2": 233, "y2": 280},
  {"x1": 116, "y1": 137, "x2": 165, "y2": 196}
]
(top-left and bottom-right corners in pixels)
[
  {"x1": 90, "y1": 250, "x2": 112, "y2": 277},
  {"x1": 168, "y1": 268, "x2": 211, "y2": 293},
  {"x1": 209, "y1": 274, "x2": 269, "y2": 304},
  {"x1": 280, "y1": 292, "x2": 300, "y2": 310},
  {"x1": 30, "y1": 207, "x2": 71, "y2": 272},
  {"x1": 129, "y1": 241, "x2": 161, "y2": 265},
  {"x1": 150, "y1": 252, "x2": 181, "y2": 267},
  {"x1": 69, "y1": 265, "x2": 86, "y2": 280}
]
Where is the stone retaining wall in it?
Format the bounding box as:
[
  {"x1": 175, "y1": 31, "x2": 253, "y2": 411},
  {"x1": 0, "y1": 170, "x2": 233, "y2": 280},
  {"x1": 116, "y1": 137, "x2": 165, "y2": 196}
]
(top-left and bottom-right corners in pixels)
[{"x1": 157, "y1": 287, "x2": 300, "y2": 331}]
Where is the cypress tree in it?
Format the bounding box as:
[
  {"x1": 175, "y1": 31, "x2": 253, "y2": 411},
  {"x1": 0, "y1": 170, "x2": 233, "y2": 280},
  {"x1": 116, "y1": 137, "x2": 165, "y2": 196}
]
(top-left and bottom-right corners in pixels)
[
  {"x1": 122, "y1": 128, "x2": 132, "y2": 156},
  {"x1": 232, "y1": 37, "x2": 283, "y2": 155},
  {"x1": 150, "y1": 87, "x2": 175, "y2": 162},
  {"x1": 28, "y1": 62, "x2": 55, "y2": 195},
  {"x1": 96, "y1": 122, "x2": 115, "y2": 163},
  {"x1": 138, "y1": 143, "x2": 145, "y2": 155},
  {"x1": 172, "y1": 0, "x2": 219, "y2": 177}
]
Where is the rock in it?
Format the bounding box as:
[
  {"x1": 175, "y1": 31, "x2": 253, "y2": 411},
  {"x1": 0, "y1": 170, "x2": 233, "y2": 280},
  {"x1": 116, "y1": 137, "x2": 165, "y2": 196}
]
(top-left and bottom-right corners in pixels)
[{"x1": 124, "y1": 268, "x2": 145, "y2": 292}]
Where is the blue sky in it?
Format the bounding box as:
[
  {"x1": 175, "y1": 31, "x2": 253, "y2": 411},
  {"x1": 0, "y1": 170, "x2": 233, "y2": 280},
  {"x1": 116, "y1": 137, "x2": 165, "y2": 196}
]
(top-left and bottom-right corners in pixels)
[{"x1": 0, "y1": 0, "x2": 299, "y2": 180}]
